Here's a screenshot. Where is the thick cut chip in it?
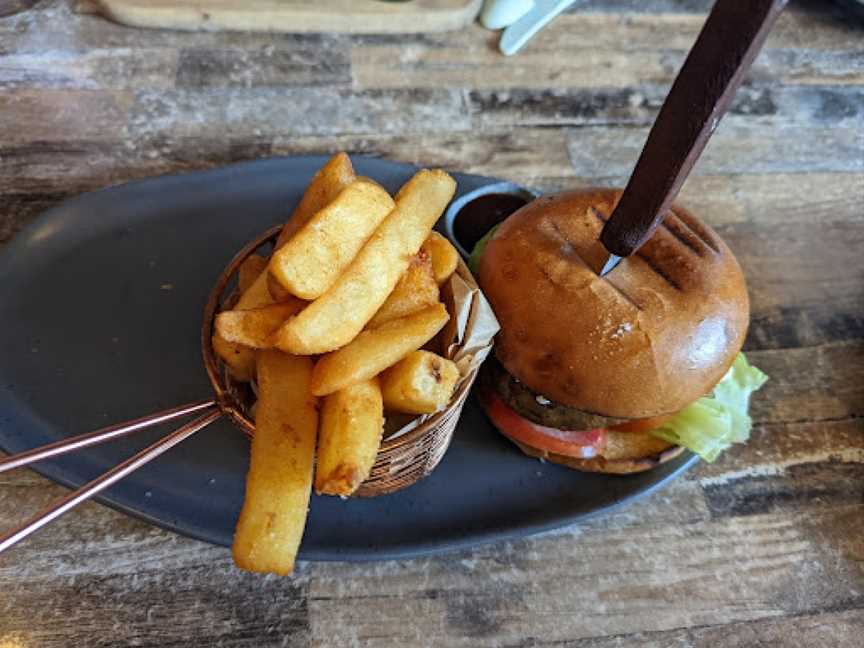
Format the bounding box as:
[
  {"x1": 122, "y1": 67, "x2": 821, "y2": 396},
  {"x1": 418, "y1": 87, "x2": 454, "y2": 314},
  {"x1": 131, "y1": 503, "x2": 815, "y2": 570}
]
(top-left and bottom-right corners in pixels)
[
  {"x1": 380, "y1": 350, "x2": 459, "y2": 414},
  {"x1": 367, "y1": 251, "x2": 439, "y2": 328},
  {"x1": 235, "y1": 270, "x2": 276, "y2": 311},
  {"x1": 238, "y1": 254, "x2": 267, "y2": 293},
  {"x1": 315, "y1": 378, "x2": 384, "y2": 497},
  {"x1": 275, "y1": 152, "x2": 356, "y2": 249},
  {"x1": 310, "y1": 303, "x2": 449, "y2": 396},
  {"x1": 421, "y1": 232, "x2": 459, "y2": 285},
  {"x1": 215, "y1": 299, "x2": 306, "y2": 349},
  {"x1": 268, "y1": 152, "x2": 357, "y2": 299},
  {"x1": 211, "y1": 334, "x2": 256, "y2": 382},
  {"x1": 276, "y1": 170, "x2": 456, "y2": 355},
  {"x1": 269, "y1": 179, "x2": 395, "y2": 299},
  {"x1": 232, "y1": 350, "x2": 318, "y2": 575}
]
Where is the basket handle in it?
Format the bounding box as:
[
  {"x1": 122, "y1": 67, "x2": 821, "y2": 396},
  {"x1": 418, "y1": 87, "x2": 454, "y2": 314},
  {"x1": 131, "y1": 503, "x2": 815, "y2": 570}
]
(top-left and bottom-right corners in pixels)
[{"x1": 0, "y1": 406, "x2": 220, "y2": 555}]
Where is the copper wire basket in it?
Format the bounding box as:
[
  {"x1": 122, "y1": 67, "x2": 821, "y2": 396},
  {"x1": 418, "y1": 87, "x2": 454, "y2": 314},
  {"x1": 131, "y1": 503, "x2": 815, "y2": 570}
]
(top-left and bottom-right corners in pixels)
[
  {"x1": 0, "y1": 225, "x2": 483, "y2": 553},
  {"x1": 202, "y1": 225, "x2": 479, "y2": 497}
]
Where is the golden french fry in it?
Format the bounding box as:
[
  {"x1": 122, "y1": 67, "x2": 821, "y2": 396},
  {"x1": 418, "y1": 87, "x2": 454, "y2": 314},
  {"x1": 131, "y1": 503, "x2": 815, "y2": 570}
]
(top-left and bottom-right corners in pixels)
[
  {"x1": 267, "y1": 272, "x2": 293, "y2": 302},
  {"x1": 276, "y1": 170, "x2": 457, "y2": 355},
  {"x1": 268, "y1": 154, "x2": 356, "y2": 300},
  {"x1": 213, "y1": 265, "x2": 277, "y2": 377},
  {"x1": 215, "y1": 299, "x2": 306, "y2": 349},
  {"x1": 212, "y1": 334, "x2": 256, "y2": 382},
  {"x1": 269, "y1": 180, "x2": 395, "y2": 300},
  {"x1": 380, "y1": 351, "x2": 459, "y2": 415},
  {"x1": 237, "y1": 254, "x2": 268, "y2": 294},
  {"x1": 232, "y1": 350, "x2": 318, "y2": 576},
  {"x1": 310, "y1": 303, "x2": 449, "y2": 396},
  {"x1": 216, "y1": 156, "x2": 355, "y2": 381},
  {"x1": 235, "y1": 270, "x2": 275, "y2": 310},
  {"x1": 421, "y1": 232, "x2": 460, "y2": 285},
  {"x1": 367, "y1": 251, "x2": 439, "y2": 328},
  {"x1": 315, "y1": 378, "x2": 384, "y2": 496},
  {"x1": 213, "y1": 265, "x2": 275, "y2": 376},
  {"x1": 275, "y1": 152, "x2": 356, "y2": 249}
]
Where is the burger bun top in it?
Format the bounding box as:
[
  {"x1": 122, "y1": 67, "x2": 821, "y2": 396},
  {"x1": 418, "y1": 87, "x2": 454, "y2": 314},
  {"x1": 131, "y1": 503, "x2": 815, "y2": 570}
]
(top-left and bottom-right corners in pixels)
[{"x1": 477, "y1": 188, "x2": 749, "y2": 418}]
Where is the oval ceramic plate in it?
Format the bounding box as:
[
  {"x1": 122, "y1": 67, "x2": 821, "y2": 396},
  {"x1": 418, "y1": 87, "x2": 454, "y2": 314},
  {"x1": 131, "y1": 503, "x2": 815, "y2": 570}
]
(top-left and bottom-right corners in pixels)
[{"x1": 0, "y1": 156, "x2": 697, "y2": 560}]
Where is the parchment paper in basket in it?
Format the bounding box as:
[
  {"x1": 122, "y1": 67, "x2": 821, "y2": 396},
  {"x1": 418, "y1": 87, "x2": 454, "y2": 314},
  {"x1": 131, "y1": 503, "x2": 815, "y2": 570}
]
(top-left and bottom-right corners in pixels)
[{"x1": 385, "y1": 258, "x2": 500, "y2": 441}]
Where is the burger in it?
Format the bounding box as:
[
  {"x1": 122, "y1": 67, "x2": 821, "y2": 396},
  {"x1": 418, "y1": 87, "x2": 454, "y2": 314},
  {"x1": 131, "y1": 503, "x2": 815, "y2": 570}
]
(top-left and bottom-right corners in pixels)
[{"x1": 471, "y1": 188, "x2": 767, "y2": 474}]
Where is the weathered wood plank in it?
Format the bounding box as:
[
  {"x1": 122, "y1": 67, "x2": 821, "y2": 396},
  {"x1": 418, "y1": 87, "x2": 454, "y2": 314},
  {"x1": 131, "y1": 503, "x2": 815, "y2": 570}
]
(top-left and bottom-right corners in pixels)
[
  {"x1": 703, "y1": 458, "x2": 863, "y2": 519},
  {"x1": 125, "y1": 87, "x2": 471, "y2": 140},
  {"x1": 695, "y1": 418, "x2": 864, "y2": 483},
  {"x1": 565, "y1": 120, "x2": 863, "y2": 178},
  {"x1": 304, "y1": 509, "x2": 861, "y2": 646},
  {"x1": 469, "y1": 85, "x2": 864, "y2": 129},
  {"x1": 0, "y1": 42, "x2": 352, "y2": 90},
  {"x1": 1, "y1": 477, "x2": 860, "y2": 647},
  {"x1": 729, "y1": 221, "x2": 864, "y2": 351},
  {"x1": 175, "y1": 44, "x2": 351, "y2": 88},
  {"x1": 0, "y1": 89, "x2": 132, "y2": 145},
  {"x1": 676, "y1": 171, "x2": 864, "y2": 228},
  {"x1": 569, "y1": 608, "x2": 864, "y2": 648},
  {"x1": 2, "y1": 555, "x2": 312, "y2": 648},
  {"x1": 0, "y1": 138, "x2": 275, "y2": 196},
  {"x1": 0, "y1": 85, "x2": 857, "y2": 180},
  {"x1": 352, "y1": 12, "x2": 864, "y2": 90},
  {"x1": 748, "y1": 342, "x2": 864, "y2": 423},
  {"x1": 0, "y1": 48, "x2": 179, "y2": 90}
]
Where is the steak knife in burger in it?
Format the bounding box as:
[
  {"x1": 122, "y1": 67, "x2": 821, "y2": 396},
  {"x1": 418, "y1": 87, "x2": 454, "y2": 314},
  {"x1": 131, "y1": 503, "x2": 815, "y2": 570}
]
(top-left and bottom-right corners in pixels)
[
  {"x1": 467, "y1": 0, "x2": 780, "y2": 473},
  {"x1": 470, "y1": 189, "x2": 767, "y2": 474}
]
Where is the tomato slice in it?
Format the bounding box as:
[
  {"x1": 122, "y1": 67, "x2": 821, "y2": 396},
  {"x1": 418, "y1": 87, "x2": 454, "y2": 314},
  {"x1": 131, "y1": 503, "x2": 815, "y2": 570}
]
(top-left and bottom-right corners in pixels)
[{"x1": 482, "y1": 391, "x2": 607, "y2": 459}]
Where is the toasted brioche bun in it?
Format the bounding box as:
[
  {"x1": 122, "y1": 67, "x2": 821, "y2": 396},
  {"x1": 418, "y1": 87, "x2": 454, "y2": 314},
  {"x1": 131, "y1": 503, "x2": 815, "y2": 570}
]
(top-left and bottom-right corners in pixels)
[{"x1": 477, "y1": 188, "x2": 749, "y2": 419}]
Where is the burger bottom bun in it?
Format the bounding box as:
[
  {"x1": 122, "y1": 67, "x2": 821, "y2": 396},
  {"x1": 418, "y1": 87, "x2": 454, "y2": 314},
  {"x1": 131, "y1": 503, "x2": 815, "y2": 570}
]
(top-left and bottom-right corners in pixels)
[{"x1": 504, "y1": 432, "x2": 685, "y2": 475}]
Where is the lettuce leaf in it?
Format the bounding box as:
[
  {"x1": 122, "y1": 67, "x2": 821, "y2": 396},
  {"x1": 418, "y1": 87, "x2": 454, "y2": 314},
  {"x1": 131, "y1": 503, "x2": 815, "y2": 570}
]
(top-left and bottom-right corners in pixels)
[
  {"x1": 468, "y1": 225, "x2": 500, "y2": 275},
  {"x1": 650, "y1": 353, "x2": 768, "y2": 462}
]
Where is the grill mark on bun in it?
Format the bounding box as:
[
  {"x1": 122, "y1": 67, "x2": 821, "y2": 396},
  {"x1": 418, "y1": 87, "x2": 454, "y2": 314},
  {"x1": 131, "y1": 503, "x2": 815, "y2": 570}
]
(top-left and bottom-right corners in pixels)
[
  {"x1": 675, "y1": 210, "x2": 721, "y2": 253},
  {"x1": 594, "y1": 200, "x2": 714, "y2": 261},
  {"x1": 548, "y1": 217, "x2": 577, "y2": 247},
  {"x1": 546, "y1": 218, "x2": 643, "y2": 310},
  {"x1": 589, "y1": 205, "x2": 686, "y2": 291},
  {"x1": 589, "y1": 197, "x2": 696, "y2": 291},
  {"x1": 661, "y1": 218, "x2": 707, "y2": 257},
  {"x1": 634, "y1": 251, "x2": 683, "y2": 291},
  {"x1": 589, "y1": 206, "x2": 607, "y2": 223},
  {"x1": 539, "y1": 220, "x2": 582, "y2": 289},
  {"x1": 605, "y1": 278, "x2": 643, "y2": 311}
]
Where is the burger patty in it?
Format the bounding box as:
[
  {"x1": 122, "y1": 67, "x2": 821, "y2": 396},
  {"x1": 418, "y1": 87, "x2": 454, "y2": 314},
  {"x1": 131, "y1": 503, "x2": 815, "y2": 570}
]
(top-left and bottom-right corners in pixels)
[{"x1": 484, "y1": 357, "x2": 628, "y2": 430}]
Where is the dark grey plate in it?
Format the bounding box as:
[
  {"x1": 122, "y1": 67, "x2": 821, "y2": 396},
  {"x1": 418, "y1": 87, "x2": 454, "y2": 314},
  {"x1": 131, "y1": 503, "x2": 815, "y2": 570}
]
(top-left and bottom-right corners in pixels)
[{"x1": 0, "y1": 155, "x2": 697, "y2": 561}]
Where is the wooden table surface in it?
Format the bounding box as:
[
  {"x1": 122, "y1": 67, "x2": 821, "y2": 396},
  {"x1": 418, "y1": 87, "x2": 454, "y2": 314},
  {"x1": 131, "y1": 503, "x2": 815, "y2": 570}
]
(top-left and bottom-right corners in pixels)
[{"x1": 1, "y1": 1, "x2": 862, "y2": 646}]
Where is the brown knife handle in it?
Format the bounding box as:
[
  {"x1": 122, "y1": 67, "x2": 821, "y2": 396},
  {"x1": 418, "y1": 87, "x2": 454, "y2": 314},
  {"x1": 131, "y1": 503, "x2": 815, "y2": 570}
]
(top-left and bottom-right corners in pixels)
[{"x1": 600, "y1": 0, "x2": 787, "y2": 257}]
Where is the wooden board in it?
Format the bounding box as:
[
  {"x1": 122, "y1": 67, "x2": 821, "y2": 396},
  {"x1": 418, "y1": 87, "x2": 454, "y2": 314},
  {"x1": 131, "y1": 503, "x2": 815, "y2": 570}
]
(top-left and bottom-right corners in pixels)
[{"x1": 75, "y1": 0, "x2": 483, "y2": 34}]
